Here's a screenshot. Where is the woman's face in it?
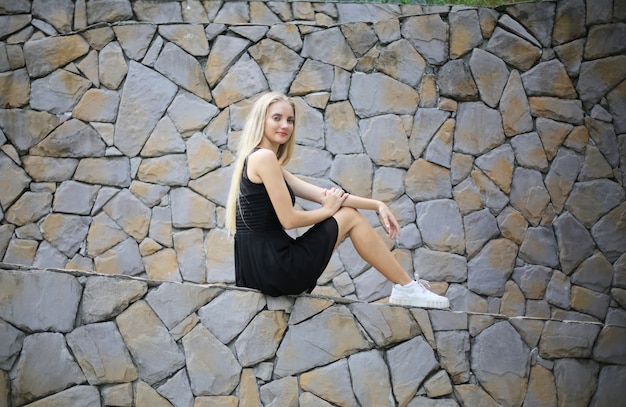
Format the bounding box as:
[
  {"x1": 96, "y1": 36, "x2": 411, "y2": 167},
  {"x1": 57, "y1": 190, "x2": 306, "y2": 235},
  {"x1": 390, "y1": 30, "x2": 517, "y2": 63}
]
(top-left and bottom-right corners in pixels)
[{"x1": 261, "y1": 100, "x2": 294, "y2": 149}]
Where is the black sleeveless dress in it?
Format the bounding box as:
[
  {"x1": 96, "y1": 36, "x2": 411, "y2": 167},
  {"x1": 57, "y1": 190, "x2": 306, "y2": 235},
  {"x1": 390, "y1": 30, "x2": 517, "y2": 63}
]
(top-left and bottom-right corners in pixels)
[{"x1": 234, "y1": 154, "x2": 339, "y2": 296}]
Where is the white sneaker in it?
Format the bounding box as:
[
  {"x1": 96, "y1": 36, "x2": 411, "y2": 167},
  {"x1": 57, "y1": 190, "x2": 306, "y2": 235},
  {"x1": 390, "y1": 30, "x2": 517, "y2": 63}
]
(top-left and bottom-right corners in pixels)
[{"x1": 389, "y1": 278, "x2": 450, "y2": 309}]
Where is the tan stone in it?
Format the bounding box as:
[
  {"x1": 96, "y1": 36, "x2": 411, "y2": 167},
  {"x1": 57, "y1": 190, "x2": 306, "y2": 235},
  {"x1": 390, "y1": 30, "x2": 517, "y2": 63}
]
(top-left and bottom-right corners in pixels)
[
  {"x1": 136, "y1": 381, "x2": 174, "y2": 407},
  {"x1": 143, "y1": 248, "x2": 181, "y2": 282},
  {"x1": 238, "y1": 369, "x2": 261, "y2": 407},
  {"x1": 497, "y1": 206, "x2": 528, "y2": 245},
  {"x1": 3, "y1": 238, "x2": 38, "y2": 265},
  {"x1": 86, "y1": 213, "x2": 127, "y2": 258},
  {"x1": 0, "y1": 68, "x2": 29, "y2": 108},
  {"x1": 524, "y1": 365, "x2": 557, "y2": 407},
  {"x1": 159, "y1": 24, "x2": 209, "y2": 57},
  {"x1": 23, "y1": 34, "x2": 90, "y2": 77}
]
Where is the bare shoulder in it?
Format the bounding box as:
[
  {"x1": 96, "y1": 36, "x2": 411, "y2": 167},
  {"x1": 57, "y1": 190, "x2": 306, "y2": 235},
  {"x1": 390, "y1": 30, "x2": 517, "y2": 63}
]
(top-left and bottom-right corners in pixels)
[{"x1": 249, "y1": 148, "x2": 277, "y2": 164}]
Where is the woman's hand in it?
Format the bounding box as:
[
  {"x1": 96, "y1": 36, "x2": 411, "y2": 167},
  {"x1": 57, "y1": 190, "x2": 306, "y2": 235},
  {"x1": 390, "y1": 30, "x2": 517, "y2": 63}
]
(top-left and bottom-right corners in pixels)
[
  {"x1": 321, "y1": 188, "x2": 348, "y2": 215},
  {"x1": 377, "y1": 203, "x2": 401, "y2": 240}
]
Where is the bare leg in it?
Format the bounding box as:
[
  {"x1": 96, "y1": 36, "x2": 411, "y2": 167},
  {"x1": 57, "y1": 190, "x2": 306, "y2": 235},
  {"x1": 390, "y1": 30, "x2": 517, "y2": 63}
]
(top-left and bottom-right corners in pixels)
[{"x1": 333, "y1": 207, "x2": 413, "y2": 285}]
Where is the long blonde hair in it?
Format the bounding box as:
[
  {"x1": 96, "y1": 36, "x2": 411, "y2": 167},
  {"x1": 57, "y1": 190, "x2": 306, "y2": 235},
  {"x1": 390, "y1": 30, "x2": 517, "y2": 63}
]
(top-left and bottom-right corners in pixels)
[{"x1": 225, "y1": 92, "x2": 297, "y2": 237}]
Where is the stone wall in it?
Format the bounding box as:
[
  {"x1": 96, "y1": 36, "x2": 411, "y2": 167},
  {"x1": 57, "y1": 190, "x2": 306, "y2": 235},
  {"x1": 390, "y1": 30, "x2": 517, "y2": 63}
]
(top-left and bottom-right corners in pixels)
[
  {"x1": 1, "y1": 264, "x2": 623, "y2": 407},
  {"x1": 1, "y1": 0, "x2": 626, "y2": 322},
  {"x1": 0, "y1": 0, "x2": 626, "y2": 405}
]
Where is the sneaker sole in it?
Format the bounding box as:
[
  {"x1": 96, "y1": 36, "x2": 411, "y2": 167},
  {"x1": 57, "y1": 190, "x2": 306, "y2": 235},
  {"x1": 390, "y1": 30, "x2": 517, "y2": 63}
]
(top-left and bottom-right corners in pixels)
[{"x1": 389, "y1": 295, "x2": 450, "y2": 309}]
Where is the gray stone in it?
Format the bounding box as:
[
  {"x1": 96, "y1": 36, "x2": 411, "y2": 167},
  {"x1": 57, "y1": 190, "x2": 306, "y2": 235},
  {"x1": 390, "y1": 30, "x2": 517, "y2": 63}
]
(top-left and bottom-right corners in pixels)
[
  {"x1": 301, "y1": 27, "x2": 357, "y2": 71},
  {"x1": 388, "y1": 336, "x2": 439, "y2": 406},
  {"x1": 424, "y1": 118, "x2": 454, "y2": 169},
  {"x1": 510, "y1": 132, "x2": 548, "y2": 172},
  {"x1": 413, "y1": 247, "x2": 466, "y2": 283},
  {"x1": 0, "y1": 152, "x2": 30, "y2": 210},
  {"x1": 519, "y1": 226, "x2": 560, "y2": 268},
  {"x1": 350, "y1": 302, "x2": 419, "y2": 347},
  {"x1": 235, "y1": 310, "x2": 288, "y2": 367},
  {"x1": 463, "y1": 208, "x2": 499, "y2": 259},
  {"x1": 521, "y1": 58, "x2": 577, "y2": 99},
  {"x1": 12, "y1": 333, "x2": 86, "y2": 405},
  {"x1": 455, "y1": 102, "x2": 505, "y2": 155},
  {"x1": 0, "y1": 109, "x2": 59, "y2": 154},
  {"x1": 470, "y1": 169, "x2": 510, "y2": 216},
  {"x1": 565, "y1": 180, "x2": 624, "y2": 228},
  {"x1": 291, "y1": 98, "x2": 326, "y2": 149},
  {"x1": 607, "y1": 80, "x2": 626, "y2": 134},
  {"x1": 536, "y1": 117, "x2": 573, "y2": 161},
  {"x1": 39, "y1": 213, "x2": 90, "y2": 258},
  {"x1": 439, "y1": 59, "x2": 478, "y2": 102},
  {"x1": 590, "y1": 365, "x2": 626, "y2": 407},
  {"x1": 353, "y1": 267, "x2": 393, "y2": 302},
  {"x1": 205, "y1": 228, "x2": 235, "y2": 284},
  {"x1": 146, "y1": 282, "x2": 221, "y2": 330},
  {"x1": 198, "y1": 290, "x2": 266, "y2": 344},
  {"x1": 329, "y1": 154, "x2": 372, "y2": 198},
  {"x1": 540, "y1": 319, "x2": 601, "y2": 359},
  {"x1": 486, "y1": 27, "x2": 541, "y2": 71},
  {"x1": 579, "y1": 145, "x2": 613, "y2": 181},
  {"x1": 545, "y1": 269, "x2": 571, "y2": 310},
  {"x1": 182, "y1": 324, "x2": 241, "y2": 396},
  {"x1": 66, "y1": 321, "x2": 137, "y2": 385},
  {"x1": 5, "y1": 191, "x2": 51, "y2": 226},
  {"x1": 212, "y1": 54, "x2": 268, "y2": 108},
  {"x1": 86, "y1": 212, "x2": 126, "y2": 258},
  {"x1": 415, "y1": 199, "x2": 464, "y2": 254},
  {"x1": 592, "y1": 202, "x2": 626, "y2": 263},
  {"x1": 500, "y1": 70, "x2": 534, "y2": 137},
  {"x1": 73, "y1": 157, "x2": 131, "y2": 187},
  {"x1": 32, "y1": 241, "x2": 67, "y2": 269},
  {"x1": 512, "y1": 264, "x2": 552, "y2": 300},
  {"x1": 471, "y1": 321, "x2": 530, "y2": 406},
  {"x1": 510, "y1": 167, "x2": 550, "y2": 227},
  {"x1": 554, "y1": 212, "x2": 595, "y2": 275},
  {"x1": 552, "y1": 0, "x2": 586, "y2": 43},
  {"x1": 156, "y1": 368, "x2": 194, "y2": 407},
  {"x1": 94, "y1": 236, "x2": 143, "y2": 276},
  {"x1": 30, "y1": 69, "x2": 91, "y2": 114},
  {"x1": 116, "y1": 300, "x2": 185, "y2": 385},
  {"x1": 376, "y1": 38, "x2": 426, "y2": 88},
  {"x1": 274, "y1": 305, "x2": 370, "y2": 378},
  {"x1": 360, "y1": 115, "x2": 411, "y2": 168},
  {"x1": 53, "y1": 180, "x2": 99, "y2": 215},
  {"x1": 577, "y1": 55, "x2": 626, "y2": 105},
  {"x1": 115, "y1": 61, "x2": 178, "y2": 157},
  {"x1": 447, "y1": 284, "x2": 488, "y2": 313},
  {"x1": 99, "y1": 41, "x2": 128, "y2": 90},
  {"x1": 468, "y1": 238, "x2": 518, "y2": 296},
  {"x1": 405, "y1": 159, "x2": 451, "y2": 202},
  {"x1": 554, "y1": 358, "x2": 599, "y2": 407},
  {"x1": 260, "y1": 376, "x2": 299, "y2": 407},
  {"x1": 0, "y1": 318, "x2": 23, "y2": 371},
  {"x1": 80, "y1": 275, "x2": 146, "y2": 324},
  {"x1": 31, "y1": 119, "x2": 105, "y2": 158},
  {"x1": 544, "y1": 148, "x2": 583, "y2": 213},
  {"x1": 348, "y1": 350, "x2": 393, "y2": 407},
  {"x1": 171, "y1": 228, "x2": 206, "y2": 283},
  {"x1": 324, "y1": 101, "x2": 363, "y2": 155},
  {"x1": 586, "y1": 117, "x2": 620, "y2": 168},
  {"x1": 409, "y1": 108, "x2": 450, "y2": 159},
  {"x1": 111, "y1": 23, "x2": 156, "y2": 61},
  {"x1": 248, "y1": 38, "x2": 301, "y2": 94},
  {"x1": 401, "y1": 14, "x2": 448, "y2": 65},
  {"x1": 299, "y1": 360, "x2": 358, "y2": 407},
  {"x1": 349, "y1": 72, "x2": 419, "y2": 118},
  {"x1": 469, "y1": 48, "x2": 508, "y2": 108},
  {"x1": 435, "y1": 330, "x2": 470, "y2": 384}
]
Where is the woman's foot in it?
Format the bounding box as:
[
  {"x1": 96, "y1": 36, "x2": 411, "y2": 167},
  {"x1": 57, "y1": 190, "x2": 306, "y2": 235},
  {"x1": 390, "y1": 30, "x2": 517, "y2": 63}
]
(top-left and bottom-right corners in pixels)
[{"x1": 389, "y1": 277, "x2": 450, "y2": 309}]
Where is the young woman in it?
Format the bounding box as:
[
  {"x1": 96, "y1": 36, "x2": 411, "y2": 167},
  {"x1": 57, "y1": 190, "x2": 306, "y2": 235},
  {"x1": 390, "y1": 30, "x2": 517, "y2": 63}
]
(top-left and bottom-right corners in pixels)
[{"x1": 225, "y1": 92, "x2": 449, "y2": 308}]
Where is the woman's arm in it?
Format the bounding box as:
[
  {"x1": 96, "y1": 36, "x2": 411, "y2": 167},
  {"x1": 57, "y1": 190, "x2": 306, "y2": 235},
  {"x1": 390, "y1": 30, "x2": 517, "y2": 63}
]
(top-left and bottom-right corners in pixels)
[
  {"x1": 249, "y1": 149, "x2": 346, "y2": 230},
  {"x1": 282, "y1": 168, "x2": 401, "y2": 238}
]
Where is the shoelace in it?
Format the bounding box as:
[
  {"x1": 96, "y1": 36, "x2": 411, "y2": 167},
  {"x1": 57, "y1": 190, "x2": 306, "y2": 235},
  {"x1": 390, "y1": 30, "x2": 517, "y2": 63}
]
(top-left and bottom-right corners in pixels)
[{"x1": 414, "y1": 273, "x2": 431, "y2": 288}]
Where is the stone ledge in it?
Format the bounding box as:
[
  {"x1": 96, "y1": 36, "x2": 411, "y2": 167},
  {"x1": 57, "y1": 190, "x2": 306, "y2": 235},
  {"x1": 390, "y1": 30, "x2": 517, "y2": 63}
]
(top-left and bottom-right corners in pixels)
[{"x1": 1, "y1": 264, "x2": 623, "y2": 407}]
